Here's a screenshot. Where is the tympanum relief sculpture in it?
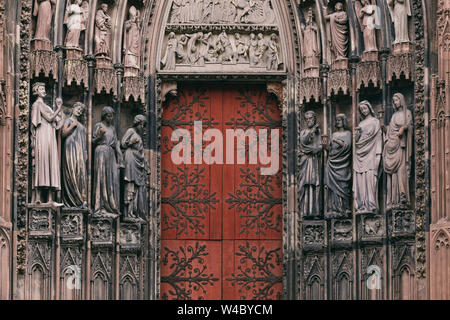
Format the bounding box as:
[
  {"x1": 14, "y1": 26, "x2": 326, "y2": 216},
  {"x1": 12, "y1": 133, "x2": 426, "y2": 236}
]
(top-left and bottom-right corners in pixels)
[
  {"x1": 299, "y1": 111, "x2": 322, "y2": 219},
  {"x1": 383, "y1": 93, "x2": 413, "y2": 210},
  {"x1": 354, "y1": 101, "x2": 382, "y2": 214},
  {"x1": 62, "y1": 102, "x2": 88, "y2": 209},
  {"x1": 30, "y1": 83, "x2": 63, "y2": 206},
  {"x1": 168, "y1": 0, "x2": 276, "y2": 25},
  {"x1": 93, "y1": 107, "x2": 123, "y2": 217},
  {"x1": 323, "y1": 2, "x2": 349, "y2": 69},
  {"x1": 355, "y1": 0, "x2": 380, "y2": 61},
  {"x1": 122, "y1": 115, "x2": 150, "y2": 221},
  {"x1": 300, "y1": 7, "x2": 321, "y2": 77},
  {"x1": 124, "y1": 6, "x2": 142, "y2": 77},
  {"x1": 161, "y1": 31, "x2": 283, "y2": 71},
  {"x1": 325, "y1": 114, "x2": 352, "y2": 219}
]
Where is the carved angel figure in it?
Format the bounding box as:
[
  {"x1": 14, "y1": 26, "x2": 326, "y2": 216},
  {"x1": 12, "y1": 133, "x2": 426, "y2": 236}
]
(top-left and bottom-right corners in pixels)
[
  {"x1": 355, "y1": 0, "x2": 380, "y2": 52},
  {"x1": 301, "y1": 7, "x2": 321, "y2": 72},
  {"x1": 323, "y1": 2, "x2": 349, "y2": 62},
  {"x1": 387, "y1": 0, "x2": 411, "y2": 44},
  {"x1": 33, "y1": 0, "x2": 57, "y2": 41},
  {"x1": 64, "y1": 0, "x2": 86, "y2": 49}
]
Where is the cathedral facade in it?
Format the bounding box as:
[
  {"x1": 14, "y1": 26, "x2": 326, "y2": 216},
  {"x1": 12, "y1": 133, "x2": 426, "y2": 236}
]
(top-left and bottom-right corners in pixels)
[{"x1": 0, "y1": 0, "x2": 449, "y2": 300}]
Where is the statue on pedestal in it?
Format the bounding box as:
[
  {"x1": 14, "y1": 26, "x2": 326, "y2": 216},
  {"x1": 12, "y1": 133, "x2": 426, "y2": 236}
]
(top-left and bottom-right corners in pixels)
[{"x1": 94, "y1": 3, "x2": 112, "y2": 58}]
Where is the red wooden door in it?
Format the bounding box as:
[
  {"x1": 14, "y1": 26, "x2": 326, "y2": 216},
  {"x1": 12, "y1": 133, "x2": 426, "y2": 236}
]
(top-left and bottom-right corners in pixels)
[{"x1": 161, "y1": 84, "x2": 282, "y2": 300}]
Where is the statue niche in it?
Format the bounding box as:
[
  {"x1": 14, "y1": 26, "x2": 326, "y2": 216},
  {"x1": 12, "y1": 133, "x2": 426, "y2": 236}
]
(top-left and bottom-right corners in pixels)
[
  {"x1": 122, "y1": 115, "x2": 150, "y2": 221},
  {"x1": 124, "y1": 6, "x2": 142, "y2": 77},
  {"x1": 300, "y1": 7, "x2": 321, "y2": 77},
  {"x1": 323, "y1": 1, "x2": 349, "y2": 70},
  {"x1": 383, "y1": 93, "x2": 413, "y2": 211},
  {"x1": 30, "y1": 83, "x2": 63, "y2": 206},
  {"x1": 355, "y1": 0, "x2": 381, "y2": 62},
  {"x1": 299, "y1": 111, "x2": 322, "y2": 219}
]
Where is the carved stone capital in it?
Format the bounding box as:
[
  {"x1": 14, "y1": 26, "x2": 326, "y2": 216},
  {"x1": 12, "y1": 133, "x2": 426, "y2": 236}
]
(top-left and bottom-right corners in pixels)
[
  {"x1": 327, "y1": 69, "x2": 351, "y2": 97},
  {"x1": 123, "y1": 76, "x2": 146, "y2": 104},
  {"x1": 31, "y1": 50, "x2": 57, "y2": 80},
  {"x1": 356, "y1": 61, "x2": 381, "y2": 90},
  {"x1": 299, "y1": 77, "x2": 322, "y2": 104}
]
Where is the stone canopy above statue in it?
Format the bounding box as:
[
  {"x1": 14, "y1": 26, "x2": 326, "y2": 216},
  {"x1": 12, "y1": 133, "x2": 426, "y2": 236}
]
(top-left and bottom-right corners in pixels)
[{"x1": 168, "y1": 0, "x2": 277, "y2": 25}]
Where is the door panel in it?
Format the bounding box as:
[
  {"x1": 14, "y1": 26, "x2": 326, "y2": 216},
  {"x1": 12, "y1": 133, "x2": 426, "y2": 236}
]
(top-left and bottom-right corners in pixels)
[{"x1": 161, "y1": 84, "x2": 282, "y2": 300}]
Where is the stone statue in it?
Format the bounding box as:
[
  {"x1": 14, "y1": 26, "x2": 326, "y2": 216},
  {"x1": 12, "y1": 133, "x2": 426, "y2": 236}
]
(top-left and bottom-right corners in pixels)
[
  {"x1": 383, "y1": 93, "x2": 413, "y2": 210},
  {"x1": 323, "y1": 2, "x2": 349, "y2": 63},
  {"x1": 235, "y1": 33, "x2": 249, "y2": 63},
  {"x1": 187, "y1": 32, "x2": 206, "y2": 66},
  {"x1": 33, "y1": 0, "x2": 56, "y2": 41},
  {"x1": 161, "y1": 33, "x2": 189, "y2": 70},
  {"x1": 62, "y1": 102, "x2": 87, "y2": 208},
  {"x1": 301, "y1": 7, "x2": 321, "y2": 74},
  {"x1": 30, "y1": 83, "x2": 62, "y2": 205},
  {"x1": 325, "y1": 114, "x2": 352, "y2": 218},
  {"x1": 94, "y1": 3, "x2": 112, "y2": 57},
  {"x1": 355, "y1": 0, "x2": 380, "y2": 53},
  {"x1": 64, "y1": 0, "x2": 86, "y2": 49},
  {"x1": 93, "y1": 107, "x2": 123, "y2": 216},
  {"x1": 81, "y1": 1, "x2": 89, "y2": 30},
  {"x1": 299, "y1": 111, "x2": 322, "y2": 218},
  {"x1": 387, "y1": 0, "x2": 411, "y2": 44},
  {"x1": 354, "y1": 101, "x2": 382, "y2": 214},
  {"x1": 266, "y1": 33, "x2": 280, "y2": 70},
  {"x1": 124, "y1": 6, "x2": 142, "y2": 71},
  {"x1": 122, "y1": 115, "x2": 150, "y2": 220}
]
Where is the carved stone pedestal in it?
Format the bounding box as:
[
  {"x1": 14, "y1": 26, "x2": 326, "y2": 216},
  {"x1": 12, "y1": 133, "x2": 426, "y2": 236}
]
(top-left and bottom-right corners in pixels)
[
  {"x1": 299, "y1": 77, "x2": 322, "y2": 103},
  {"x1": 31, "y1": 39, "x2": 57, "y2": 80},
  {"x1": 358, "y1": 213, "x2": 385, "y2": 243},
  {"x1": 362, "y1": 51, "x2": 378, "y2": 62},
  {"x1": 89, "y1": 215, "x2": 114, "y2": 246},
  {"x1": 327, "y1": 69, "x2": 351, "y2": 97},
  {"x1": 388, "y1": 210, "x2": 415, "y2": 238},
  {"x1": 357, "y1": 61, "x2": 381, "y2": 89},
  {"x1": 331, "y1": 58, "x2": 348, "y2": 70},
  {"x1": 330, "y1": 219, "x2": 353, "y2": 247},
  {"x1": 392, "y1": 42, "x2": 414, "y2": 55},
  {"x1": 94, "y1": 56, "x2": 117, "y2": 96},
  {"x1": 302, "y1": 221, "x2": 326, "y2": 251},
  {"x1": 28, "y1": 205, "x2": 56, "y2": 238},
  {"x1": 60, "y1": 208, "x2": 86, "y2": 242},
  {"x1": 122, "y1": 76, "x2": 146, "y2": 103},
  {"x1": 119, "y1": 221, "x2": 141, "y2": 249},
  {"x1": 64, "y1": 48, "x2": 88, "y2": 88},
  {"x1": 124, "y1": 66, "x2": 139, "y2": 78}
]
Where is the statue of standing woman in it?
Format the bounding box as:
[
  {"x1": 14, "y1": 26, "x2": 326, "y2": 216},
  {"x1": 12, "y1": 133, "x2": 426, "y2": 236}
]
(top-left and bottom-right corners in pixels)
[
  {"x1": 122, "y1": 115, "x2": 150, "y2": 220},
  {"x1": 93, "y1": 107, "x2": 123, "y2": 216},
  {"x1": 325, "y1": 114, "x2": 352, "y2": 219},
  {"x1": 30, "y1": 83, "x2": 62, "y2": 205},
  {"x1": 383, "y1": 93, "x2": 413, "y2": 210},
  {"x1": 299, "y1": 111, "x2": 322, "y2": 218},
  {"x1": 354, "y1": 101, "x2": 382, "y2": 214},
  {"x1": 33, "y1": 0, "x2": 57, "y2": 41},
  {"x1": 62, "y1": 102, "x2": 87, "y2": 208}
]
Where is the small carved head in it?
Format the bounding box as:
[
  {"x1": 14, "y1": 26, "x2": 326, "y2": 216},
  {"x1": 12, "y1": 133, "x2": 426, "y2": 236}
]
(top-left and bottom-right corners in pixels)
[
  {"x1": 335, "y1": 113, "x2": 349, "y2": 130},
  {"x1": 133, "y1": 114, "x2": 147, "y2": 131},
  {"x1": 304, "y1": 110, "x2": 317, "y2": 128},
  {"x1": 257, "y1": 33, "x2": 264, "y2": 39},
  {"x1": 307, "y1": 7, "x2": 314, "y2": 22},
  {"x1": 392, "y1": 93, "x2": 406, "y2": 110},
  {"x1": 335, "y1": 2, "x2": 344, "y2": 12},
  {"x1": 101, "y1": 3, "x2": 108, "y2": 13},
  {"x1": 101, "y1": 106, "x2": 115, "y2": 124},
  {"x1": 168, "y1": 32, "x2": 175, "y2": 39},
  {"x1": 250, "y1": 33, "x2": 256, "y2": 39},
  {"x1": 32, "y1": 82, "x2": 46, "y2": 98},
  {"x1": 72, "y1": 102, "x2": 85, "y2": 118}
]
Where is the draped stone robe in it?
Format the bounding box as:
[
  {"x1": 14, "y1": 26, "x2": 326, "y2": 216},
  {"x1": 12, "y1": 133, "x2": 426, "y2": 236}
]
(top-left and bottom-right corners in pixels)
[
  {"x1": 124, "y1": 18, "x2": 141, "y2": 69},
  {"x1": 354, "y1": 116, "x2": 382, "y2": 213},
  {"x1": 33, "y1": 0, "x2": 56, "y2": 41},
  {"x1": 383, "y1": 108, "x2": 413, "y2": 209},
  {"x1": 388, "y1": 0, "x2": 411, "y2": 44},
  {"x1": 325, "y1": 130, "x2": 352, "y2": 218},
  {"x1": 299, "y1": 126, "x2": 322, "y2": 218},
  {"x1": 327, "y1": 10, "x2": 349, "y2": 61},
  {"x1": 94, "y1": 9, "x2": 111, "y2": 56}
]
